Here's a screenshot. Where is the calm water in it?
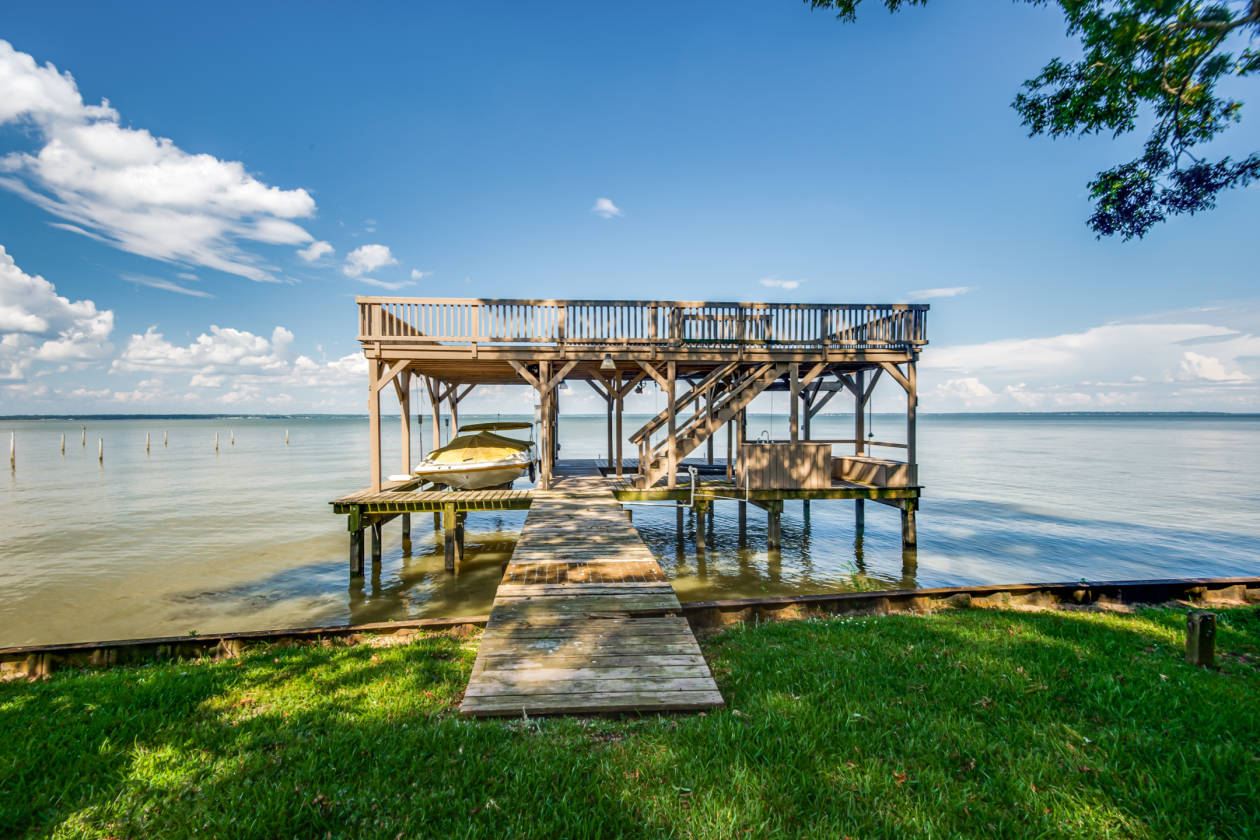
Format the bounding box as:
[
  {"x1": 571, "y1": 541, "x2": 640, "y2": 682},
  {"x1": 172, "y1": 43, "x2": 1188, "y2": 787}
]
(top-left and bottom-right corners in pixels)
[{"x1": 1, "y1": 414, "x2": 1257, "y2": 647}]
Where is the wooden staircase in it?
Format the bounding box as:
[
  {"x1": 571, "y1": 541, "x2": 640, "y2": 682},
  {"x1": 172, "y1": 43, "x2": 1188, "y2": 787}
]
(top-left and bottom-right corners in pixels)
[{"x1": 631, "y1": 362, "x2": 789, "y2": 488}]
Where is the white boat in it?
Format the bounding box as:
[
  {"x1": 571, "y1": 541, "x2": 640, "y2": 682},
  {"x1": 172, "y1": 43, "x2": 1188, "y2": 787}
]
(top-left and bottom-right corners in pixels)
[{"x1": 411, "y1": 421, "x2": 536, "y2": 490}]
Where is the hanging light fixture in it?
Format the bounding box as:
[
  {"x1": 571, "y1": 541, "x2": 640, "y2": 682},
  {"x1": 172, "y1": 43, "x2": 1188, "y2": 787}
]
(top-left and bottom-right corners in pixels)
[
  {"x1": 599, "y1": 353, "x2": 616, "y2": 372},
  {"x1": 634, "y1": 382, "x2": 644, "y2": 394}
]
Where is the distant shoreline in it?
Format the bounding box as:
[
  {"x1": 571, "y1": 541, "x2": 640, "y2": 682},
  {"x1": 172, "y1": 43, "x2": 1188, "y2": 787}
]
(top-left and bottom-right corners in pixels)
[{"x1": 2, "y1": 411, "x2": 1258, "y2": 421}]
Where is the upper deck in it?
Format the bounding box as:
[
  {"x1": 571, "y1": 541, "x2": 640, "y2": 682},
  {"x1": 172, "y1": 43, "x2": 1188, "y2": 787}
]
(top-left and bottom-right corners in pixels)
[{"x1": 357, "y1": 297, "x2": 928, "y2": 372}]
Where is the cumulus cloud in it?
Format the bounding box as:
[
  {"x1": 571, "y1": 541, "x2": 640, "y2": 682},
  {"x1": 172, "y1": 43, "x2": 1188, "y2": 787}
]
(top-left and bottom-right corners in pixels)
[
  {"x1": 0, "y1": 40, "x2": 315, "y2": 282},
  {"x1": 908, "y1": 286, "x2": 971, "y2": 300},
  {"x1": 410, "y1": 269, "x2": 430, "y2": 281},
  {"x1": 343, "y1": 244, "x2": 397, "y2": 278},
  {"x1": 759, "y1": 277, "x2": 801, "y2": 291},
  {"x1": 0, "y1": 243, "x2": 113, "y2": 379},
  {"x1": 297, "y1": 240, "x2": 334, "y2": 263},
  {"x1": 1178, "y1": 351, "x2": 1250, "y2": 383},
  {"x1": 590, "y1": 197, "x2": 623, "y2": 219},
  {"x1": 922, "y1": 313, "x2": 1260, "y2": 411}
]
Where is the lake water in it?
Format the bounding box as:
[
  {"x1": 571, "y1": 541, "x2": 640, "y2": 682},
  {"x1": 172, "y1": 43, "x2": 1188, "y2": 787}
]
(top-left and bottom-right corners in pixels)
[{"x1": 1, "y1": 413, "x2": 1257, "y2": 647}]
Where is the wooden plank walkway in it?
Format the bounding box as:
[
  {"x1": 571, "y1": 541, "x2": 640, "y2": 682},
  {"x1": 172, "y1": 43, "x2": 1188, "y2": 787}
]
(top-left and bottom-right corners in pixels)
[{"x1": 461, "y1": 473, "x2": 723, "y2": 716}]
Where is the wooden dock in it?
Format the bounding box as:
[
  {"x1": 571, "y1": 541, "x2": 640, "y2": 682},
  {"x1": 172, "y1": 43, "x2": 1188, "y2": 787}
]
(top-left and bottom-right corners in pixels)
[{"x1": 461, "y1": 473, "x2": 723, "y2": 717}]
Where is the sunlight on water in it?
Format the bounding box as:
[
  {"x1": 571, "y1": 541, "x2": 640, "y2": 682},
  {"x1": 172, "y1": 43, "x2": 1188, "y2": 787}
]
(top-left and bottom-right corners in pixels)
[{"x1": 1, "y1": 414, "x2": 1257, "y2": 646}]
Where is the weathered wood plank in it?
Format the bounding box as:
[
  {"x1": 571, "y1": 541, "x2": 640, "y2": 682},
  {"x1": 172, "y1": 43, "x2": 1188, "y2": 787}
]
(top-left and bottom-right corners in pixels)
[
  {"x1": 461, "y1": 472, "x2": 721, "y2": 716},
  {"x1": 464, "y1": 676, "x2": 718, "y2": 698},
  {"x1": 461, "y1": 690, "x2": 725, "y2": 716}
]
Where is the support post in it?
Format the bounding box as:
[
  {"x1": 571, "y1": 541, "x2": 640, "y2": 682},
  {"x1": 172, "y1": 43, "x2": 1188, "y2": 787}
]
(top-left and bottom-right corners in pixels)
[
  {"x1": 371, "y1": 521, "x2": 382, "y2": 564},
  {"x1": 906, "y1": 358, "x2": 918, "y2": 476},
  {"x1": 349, "y1": 528, "x2": 364, "y2": 577},
  {"x1": 767, "y1": 501, "x2": 782, "y2": 551},
  {"x1": 1186, "y1": 611, "x2": 1216, "y2": 668},
  {"x1": 725, "y1": 415, "x2": 733, "y2": 481},
  {"x1": 399, "y1": 372, "x2": 411, "y2": 477},
  {"x1": 855, "y1": 369, "x2": 865, "y2": 456},
  {"x1": 368, "y1": 359, "x2": 382, "y2": 492},
  {"x1": 900, "y1": 501, "x2": 917, "y2": 548},
  {"x1": 443, "y1": 503, "x2": 457, "y2": 571},
  {"x1": 705, "y1": 391, "x2": 714, "y2": 465},
  {"x1": 605, "y1": 377, "x2": 614, "y2": 469},
  {"x1": 855, "y1": 498, "x2": 865, "y2": 534},
  {"x1": 666, "y1": 360, "x2": 677, "y2": 488},
  {"x1": 615, "y1": 382, "x2": 624, "y2": 477},
  {"x1": 455, "y1": 512, "x2": 466, "y2": 567},
  {"x1": 695, "y1": 500, "x2": 708, "y2": 551},
  {"x1": 538, "y1": 361, "x2": 551, "y2": 489},
  {"x1": 401, "y1": 513, "x2": 412, "y2": 555},
  {"x1": 789, "y1": 363, "x2": 800, "y2": 443}
]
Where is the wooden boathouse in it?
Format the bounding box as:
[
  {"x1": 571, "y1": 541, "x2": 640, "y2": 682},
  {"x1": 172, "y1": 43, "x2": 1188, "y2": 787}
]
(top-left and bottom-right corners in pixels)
[{"x1": 331, "y1": 296, "x2": 927, "y2": 715}]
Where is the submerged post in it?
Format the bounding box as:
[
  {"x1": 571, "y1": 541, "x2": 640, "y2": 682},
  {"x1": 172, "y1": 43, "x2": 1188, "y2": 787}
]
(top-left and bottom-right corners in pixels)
[
  {"x1": 767, "y1": 501, "x2": 782, "y2": 550},
  {"x1": 371, "y1": 522, "x2": 382, "y2": 565},
  {"x1": 695, "y1": 499, "x2": 708, "y2": 551},
  {"x1": 98, "y1": 437, "x2": 103, "y2": 464},
  {"x1": 443, "y1": 503, "x2": 457, "y2": 571},
  {"x1": 900, "y1": 501, "x2": 917, "y2": 548},
  {"x1": 164, "y1": 430, "x2": 168, "y2": 447},
  {"x1": 855, "y1": 498, "x2": 865, "y2": 534},
  {"x1": 146, "y1": 432, "x2": 150, "y2": 453},
  {"x1": 61, "y1": 433, "x2": 65, "y2": 455},
  {"x1": 401, "y1": 512, "x2": 412, "y2": 555},
  {"x1": 9, "y1": 431, "x2": 13, "y2": 469},
  {"x1": 1186, "y1": 611, "x2": 1216, "y2": 668},
  {"x1": 349, "y1": 526, "x2": 365, "y2": 577}
]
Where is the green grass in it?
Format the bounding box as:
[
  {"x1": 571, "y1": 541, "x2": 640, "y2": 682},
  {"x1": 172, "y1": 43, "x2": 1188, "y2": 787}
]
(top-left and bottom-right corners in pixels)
[{"x1": 3, "y1": 606, "x2": 1259, "y2": 839}]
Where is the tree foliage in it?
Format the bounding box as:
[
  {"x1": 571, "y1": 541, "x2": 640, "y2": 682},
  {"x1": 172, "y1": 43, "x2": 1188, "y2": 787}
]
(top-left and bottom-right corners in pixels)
[{"x1": 806, "y1": 0, "x2": 1260, "y2": 238}]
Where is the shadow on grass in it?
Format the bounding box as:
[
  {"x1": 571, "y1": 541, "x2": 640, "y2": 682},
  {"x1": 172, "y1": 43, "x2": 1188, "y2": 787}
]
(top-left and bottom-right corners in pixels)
[{"x1": 2, "y1": 607, "x2": 1258, "y2": 838}]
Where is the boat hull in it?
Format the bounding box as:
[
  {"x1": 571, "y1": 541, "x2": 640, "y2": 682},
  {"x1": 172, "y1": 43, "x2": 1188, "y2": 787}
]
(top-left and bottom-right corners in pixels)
[{"x1": 412, "y1": 455, "x2": 533, "y2": 490}]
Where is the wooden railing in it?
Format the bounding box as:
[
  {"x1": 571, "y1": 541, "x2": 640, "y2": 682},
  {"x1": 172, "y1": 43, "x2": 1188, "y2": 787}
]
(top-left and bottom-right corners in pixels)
[{"x1": 357, "y1": 297, "x2": 928, "y2": 349}]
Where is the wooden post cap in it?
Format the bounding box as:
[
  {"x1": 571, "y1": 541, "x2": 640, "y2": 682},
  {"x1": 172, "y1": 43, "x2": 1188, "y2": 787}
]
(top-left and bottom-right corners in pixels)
[{"x1": 1185, "y1": 611, "x2": 1217, "y2": 669}]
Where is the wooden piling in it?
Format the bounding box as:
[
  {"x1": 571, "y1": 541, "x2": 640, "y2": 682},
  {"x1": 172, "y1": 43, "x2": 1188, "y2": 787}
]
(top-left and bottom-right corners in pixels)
[
  {"x1": 371, "y1": 522, "x2": 382, "y2": 564},
  {"x1": 81, "y1": 425, "x2": 85, "y2": 447},
  {"x1": 145, "y1": 432, "x2": 150, "y2": 453},
  {"x1": 97, "y1": 437, "x2": 103, "y2": 464},
  {"x1": 215, "y1": 433, "x2": 219, "y2": 452},
  {"x1": 401, "y1": 512, "x2": 412, "y2": 554},
  {"x1": 230, "y1": 430, "x2": 235, "y2": 446},
  {"x1": 164, "y1": 430, "x2": 168, "y2": 447},
  {"x1": 1186, "y1": 611, "x2": 1216, "y2": 668},
  {"x1": 900, "y1": 502, "x2": 916, "y2": 548},
  {"x1": 695, "y1": 500, "x2": 708, "y2": 551},
  {"x1": 60, "y1": 433, "x2": 65, "y2": 455},
  {"x1": 443, "y1": 503, "x2": 457, "y2": 570},
  {"x1": 855, "y1": 498, "x2": 865, "y2": 534},
  {"x1": 284, "y1": 429, "x2": 289, "y2": 446},
  {"x1": 349, "y1": 528, "x2": 365, "y2": 576},
  {"x1": 8, "y1": 431, "x2": 13, "y2": 469},
  {"x1": 767, "y1": 501, "x2": 782, "y2": 550}
]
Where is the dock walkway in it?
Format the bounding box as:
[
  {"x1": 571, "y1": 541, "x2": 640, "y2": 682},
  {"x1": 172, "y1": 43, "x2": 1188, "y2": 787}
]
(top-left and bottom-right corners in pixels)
[{"x1": 461, "y1": 472, "x2": 723, "y2": 716}]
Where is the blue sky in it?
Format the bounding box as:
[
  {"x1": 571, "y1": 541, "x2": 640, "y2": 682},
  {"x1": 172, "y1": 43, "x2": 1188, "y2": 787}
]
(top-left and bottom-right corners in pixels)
[{"x1": 1, "y1": 0, "x2": 1256, "y2": 414}]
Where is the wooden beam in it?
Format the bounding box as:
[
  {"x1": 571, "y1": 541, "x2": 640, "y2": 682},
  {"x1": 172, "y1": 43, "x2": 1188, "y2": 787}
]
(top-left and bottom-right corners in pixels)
[
  {"x1": 455, "y1": 383, "x2": 476, "y2": 403},
  {"x1": 614, "y1": 370, "x2": 648, "y2": 399},
  {"x1": 878, "y1": 361, "x2": 911, "y2": 393},
  {"x1": 586, "y1": 378, "x2": 609, "y2": 401},
  {"x1": 507, "y1": 360, "x2": 541, "y2": 390},
  {"x1": 543, "y1": 360, "x2": 578, "y2": 393},
  {"x1": 637, "y1": 360, "x2": 670, "y2": 390},
  {"x1": 371, "y1": 359, "x2": 411, "y2": 394}
]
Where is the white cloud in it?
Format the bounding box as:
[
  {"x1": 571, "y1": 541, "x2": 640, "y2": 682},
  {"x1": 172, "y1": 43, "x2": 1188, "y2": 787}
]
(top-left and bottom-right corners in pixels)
[
  {"x1": 343, "y1": 244, "x2": 397, "y2": 278},
  {"x1": 590, "y1": 197, "x2": 623, "y2": 219},
  {"x1": 114, "y1": 324, "x2": 294, "y2": 375},
  {"x1": 0, "y1": 243, "x2": 113, "y2": 379},
  {"x1": 1178, "y1": 351, "x2": 1250, "y2": 383},
  {"x1": 359, "y1": 277, "x2": 414, "y2": 291},
  {"x1": 922, "y1": 313, "x2": 1260, "y2": 411},
  {"x1": 297, "y1": 240, "x2": 334, "y2": 263},
  {"x1": 932, "y1": 377, "x2": 997, "y2": 408},
  {"x1": 410, "y1": 269, "x2": 430, "y2": 281},
  {"x1": 123, "y1": 274, "x2": 212, "y2": 298},
  {"x1": 908, "y1": 286, "x2": 971, "y2": 300},
  {"x1": 759, "y1": 277, "x2": 801, "y2": 291},
  {"x1": 0, "y1": 40, "x2": 315, "y2": 282}
]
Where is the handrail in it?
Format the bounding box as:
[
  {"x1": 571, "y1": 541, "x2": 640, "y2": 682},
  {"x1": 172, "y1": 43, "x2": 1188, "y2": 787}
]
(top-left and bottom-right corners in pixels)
[{"x1": 355, "y1": 297, "x2": 928, "y2": 349}]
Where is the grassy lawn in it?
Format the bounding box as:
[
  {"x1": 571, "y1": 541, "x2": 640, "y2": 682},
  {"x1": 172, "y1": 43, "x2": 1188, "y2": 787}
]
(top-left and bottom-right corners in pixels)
[{"x1": 3, "y1": 606, "x2": 1259, "y2": 839}]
